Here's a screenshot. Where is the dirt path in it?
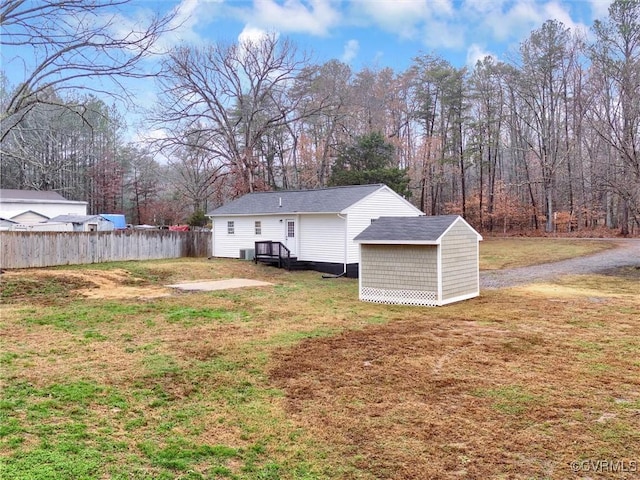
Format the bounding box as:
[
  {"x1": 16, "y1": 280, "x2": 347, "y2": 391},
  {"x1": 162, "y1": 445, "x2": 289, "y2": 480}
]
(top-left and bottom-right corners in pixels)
[{"x1": 481, "y1": 238, "x2": 640, "y2": 289}]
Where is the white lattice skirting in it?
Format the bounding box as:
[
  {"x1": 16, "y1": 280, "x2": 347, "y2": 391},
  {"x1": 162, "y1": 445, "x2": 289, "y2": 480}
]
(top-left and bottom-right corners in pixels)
[{"x1": 360, "y1": 287, "x2": 439, "y2": 307}]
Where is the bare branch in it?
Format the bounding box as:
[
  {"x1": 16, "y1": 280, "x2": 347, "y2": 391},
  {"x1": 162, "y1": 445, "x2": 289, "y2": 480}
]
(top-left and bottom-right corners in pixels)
[{"x1": 1, "y1": 0, "x2": 176, "y2": 141}]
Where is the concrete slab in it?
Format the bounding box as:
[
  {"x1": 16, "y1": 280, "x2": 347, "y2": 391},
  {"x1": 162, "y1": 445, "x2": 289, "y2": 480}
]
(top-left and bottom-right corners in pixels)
[{"x1": 166, "y1": 278, "x2": 273, "y2": 291}]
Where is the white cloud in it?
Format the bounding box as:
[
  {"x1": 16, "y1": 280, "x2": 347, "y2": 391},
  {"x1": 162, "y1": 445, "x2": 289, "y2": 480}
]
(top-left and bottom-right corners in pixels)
[
  {"x1": 110, "y1": 0, "x2": 224, "y2": 54},
  {"x1": 351, "y1": 0, "x2": 465, "y2": 51},
  {"x1": 238, "y1": 25, "x2": 272, "y2": 45},
  {"x1": 466, "y1": 43, "x2": 495, "y2": 67},
  {"x1": 482, "y1": 0, "x2": 588, "y2": 43},
  {"x1": 151, "y1": 0, "x2": 205, "y2": 50},
  {"x1": 420, "y1": 19, "x2": 465, "y2": 49},
  {"x1": 463, "y1": 0, "x2": 506, "y2": 14},
  {"x1": 341, "y1": 39, "x2": 359, "y2": 63},
  {"x1": 542, "y1": 1, "x2": 588, "y2": 34},
  {"x1": 353, "y1": 0, "x2": 430, "y2": 38},
  {"x1": 245, "y1": 0, "x2": 340, "y2": 36},
  {"x1": 588, "y1": 0, "x2": 612, "y2": 21},
  {"x1": 488, "y1": 0, "x2": 542, "y2": 41}
]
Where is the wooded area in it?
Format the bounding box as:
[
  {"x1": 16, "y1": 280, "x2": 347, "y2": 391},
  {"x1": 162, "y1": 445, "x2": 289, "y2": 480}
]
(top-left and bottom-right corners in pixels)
[{"x1": 1, "y1": 0, "x2": 638, "y2": 234}]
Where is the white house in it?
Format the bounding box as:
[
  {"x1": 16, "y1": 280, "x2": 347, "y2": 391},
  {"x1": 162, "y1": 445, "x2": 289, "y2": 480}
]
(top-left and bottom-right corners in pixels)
[
  {"x1": 206, "y1": 184, "x2": 423, "y2": 277},
  {"x1": 0, "y1": 189, "x2": 87, "y2": 220},
  {"x1": 354, "y1": 215, "x2": 483, "y2": 306}
]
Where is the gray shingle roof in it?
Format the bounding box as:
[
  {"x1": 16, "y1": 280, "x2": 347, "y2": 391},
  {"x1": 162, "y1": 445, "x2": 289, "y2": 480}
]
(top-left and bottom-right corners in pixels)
[
  {"x1": 0, "y1": 189, "x2": 70, "y2": 201},
  {"x1": 48, "y1": 215, "x2": 101, "y2": 224},
  {"x1": 354, "y1": 215, "x2": 464, "y2": 242},
  {"x1": 207, "y1": 184, "x2": 387, "y2": 216}
]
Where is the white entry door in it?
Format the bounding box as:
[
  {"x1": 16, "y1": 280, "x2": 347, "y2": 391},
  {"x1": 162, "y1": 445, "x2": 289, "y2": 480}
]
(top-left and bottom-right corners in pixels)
[{"x1": 284, "y1": 219, "x2": 297, "y2": 256}]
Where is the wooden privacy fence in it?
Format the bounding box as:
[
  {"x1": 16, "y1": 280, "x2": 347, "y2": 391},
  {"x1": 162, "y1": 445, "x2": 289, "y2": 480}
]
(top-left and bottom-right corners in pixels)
[{"x1": 0, "y1": 230, "x2": 212, "y2": 269}]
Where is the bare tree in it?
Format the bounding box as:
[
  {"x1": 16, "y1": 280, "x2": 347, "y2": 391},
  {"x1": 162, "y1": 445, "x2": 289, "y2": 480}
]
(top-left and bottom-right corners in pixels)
[
  {"x1": 290, "y1": 60, "x2": 353, "y2": 187},
  {"x1": 0, "y1": 0, "x2": 175, "y2": 141},
  {"x1": 121, "y1": 144, "x2": 161, "y2": 224},
  {"x1": 512, "y1": 20, "x2": 578, "y2": 232},
  {"x1": 153, "y1": 34, "x2": 326, "y2": 194},
  {"x1": 166, "y1": 132, "x2": 223, "y2": 215},
  {"x1": 589, "y1": 0, "x2": 640, "y2": 234},
  {"x1": 468, "y1": 57, "x2": 507, "y2": 231}
]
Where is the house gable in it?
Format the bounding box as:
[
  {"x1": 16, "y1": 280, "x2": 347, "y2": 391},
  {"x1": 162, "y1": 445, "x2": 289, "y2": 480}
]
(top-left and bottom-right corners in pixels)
[
  {"x1": 344, "y1": 188, "x2": 424, "y2": 264},
  {"x1": 440, "y1": 219, "x2": 481, "y2": 302},
  {"x1": 341, "y1": 185, "x2": 420, "y2": 215},
  {"x1": 10, "y1": 210, "x2": 50, "y2": 222}
]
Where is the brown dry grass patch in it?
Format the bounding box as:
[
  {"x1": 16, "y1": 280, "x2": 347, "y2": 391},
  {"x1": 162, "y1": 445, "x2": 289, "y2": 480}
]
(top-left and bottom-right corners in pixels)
[{"x1": 270, "y1": 285, "x2": 640, "y2": 479}]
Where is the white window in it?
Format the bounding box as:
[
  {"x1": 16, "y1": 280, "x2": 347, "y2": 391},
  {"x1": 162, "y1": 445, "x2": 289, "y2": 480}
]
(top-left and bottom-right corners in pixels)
[
  {"x1": 255, "y1": 220, "x2": 262, "y2": 235},
  {"x1": 227, "y1": 221, "x2": 234, "y2": 235}
]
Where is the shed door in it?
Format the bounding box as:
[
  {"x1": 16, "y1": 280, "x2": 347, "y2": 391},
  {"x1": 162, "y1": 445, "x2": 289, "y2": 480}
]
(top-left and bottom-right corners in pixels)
[{"x1": 284, "y1": 219, "x2": 297, "y2": 256}]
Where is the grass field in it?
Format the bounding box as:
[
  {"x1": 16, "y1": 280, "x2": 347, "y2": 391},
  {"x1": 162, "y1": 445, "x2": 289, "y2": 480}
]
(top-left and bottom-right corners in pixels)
[
  {"x1": 479, "y1": 237, "x2": 614, "y2": 270},
  {"x1": 1, "y1": 239, "x2": 638, "y2": 479}
]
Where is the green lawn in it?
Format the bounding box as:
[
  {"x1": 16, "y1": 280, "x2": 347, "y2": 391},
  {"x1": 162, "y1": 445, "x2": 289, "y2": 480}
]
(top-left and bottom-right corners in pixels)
[{"x1": 0, "y1": 240, "x2": 637, "y2": 479}]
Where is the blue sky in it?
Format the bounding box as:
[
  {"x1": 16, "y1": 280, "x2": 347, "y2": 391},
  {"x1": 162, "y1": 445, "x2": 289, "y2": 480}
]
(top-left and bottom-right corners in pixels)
[{"x1": 148, "y1": 0, "x2": 613, "y2": 70}]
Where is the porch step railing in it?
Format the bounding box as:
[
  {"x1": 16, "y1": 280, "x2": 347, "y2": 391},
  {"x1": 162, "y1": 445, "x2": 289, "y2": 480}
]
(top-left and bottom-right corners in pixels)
[{"x1": 254, "y1": 241, "x2": 292, "y2": 270}]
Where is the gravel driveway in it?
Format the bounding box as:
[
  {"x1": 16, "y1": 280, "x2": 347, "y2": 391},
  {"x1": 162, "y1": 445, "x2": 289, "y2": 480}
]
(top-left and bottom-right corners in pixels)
[{"x1": 481, "y1": 239, "x2": 640, "y2": 289}]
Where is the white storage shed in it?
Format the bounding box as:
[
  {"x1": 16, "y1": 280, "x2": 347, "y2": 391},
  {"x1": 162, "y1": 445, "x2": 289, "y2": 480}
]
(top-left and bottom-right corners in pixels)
[{"x1": 354, "y1": 215, "x2": 482, "y2": 306}]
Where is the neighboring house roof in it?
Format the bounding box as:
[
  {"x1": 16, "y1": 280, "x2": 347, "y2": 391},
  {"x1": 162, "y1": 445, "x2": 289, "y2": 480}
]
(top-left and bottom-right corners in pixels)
[
  {"x1": 99, "y1": 214, "x2": 127, "y2": 229},
  {"x1": 354, "y1": 215, "x2": 482, "y2": 244},
  {"x1": 0, "y1": 189, "x2": 87, "y2": 203},
  {"x1": 0, "y1": 217, "x2": 17, "y2": 224},
  {"x1": 207, "y1": 184, "x2": 398, "y2": 216},
  {"x1": 1, "y1": 189, "x2": 70, "y2": 201},
  {"x1": 48, "y1": 214, "x2": 103, "y2": 224}
]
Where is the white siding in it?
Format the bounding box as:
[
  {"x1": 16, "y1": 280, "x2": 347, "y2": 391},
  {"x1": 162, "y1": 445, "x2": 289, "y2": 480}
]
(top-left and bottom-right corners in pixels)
[
  {"x1": 212, "y1": 215, "x2": 283, "y2": 258},
  {"x1": 298, "y1": 214, "x2": 345, "y2": 263},
  {"x1": 345, "y1": 187, "x2": 422, "y2": 263}
]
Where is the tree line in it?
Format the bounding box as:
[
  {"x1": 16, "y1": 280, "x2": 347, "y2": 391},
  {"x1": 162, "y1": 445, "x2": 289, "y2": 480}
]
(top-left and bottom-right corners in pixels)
[{"x1": 1, "y1": 0, "x2": 638, "y2": 234}]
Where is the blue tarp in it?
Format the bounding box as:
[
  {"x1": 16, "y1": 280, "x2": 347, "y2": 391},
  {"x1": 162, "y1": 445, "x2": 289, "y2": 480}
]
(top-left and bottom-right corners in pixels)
[{"x1": 100, "y1": 214, "x2": 127, "y2": 229}]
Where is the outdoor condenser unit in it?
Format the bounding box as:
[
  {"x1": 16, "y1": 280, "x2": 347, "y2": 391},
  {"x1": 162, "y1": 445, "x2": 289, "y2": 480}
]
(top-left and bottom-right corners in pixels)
[{"x1": 239, "y1": 249, "x2": 255, "y2": 261}]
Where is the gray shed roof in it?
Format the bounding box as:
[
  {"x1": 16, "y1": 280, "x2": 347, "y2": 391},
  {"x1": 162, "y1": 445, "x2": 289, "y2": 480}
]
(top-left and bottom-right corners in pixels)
[
  {"x1": 48, "y1": 215, "x2": 103, "y2": 224},
  {"x1": 354, "y1": 215, "x2": 478, "y2": 243},
  {"x1": 207, "y1": 184, "x2": 387, "y2": 216}
]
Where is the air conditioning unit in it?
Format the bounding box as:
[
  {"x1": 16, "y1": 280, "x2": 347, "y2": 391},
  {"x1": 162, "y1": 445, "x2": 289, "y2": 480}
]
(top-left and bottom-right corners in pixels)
[
  {"x1": 245, "y1": 248, "x2": 255, "y2": 261},
  {"x1": 239, "y1": 249, "x2": 247, "y2": 260}
]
